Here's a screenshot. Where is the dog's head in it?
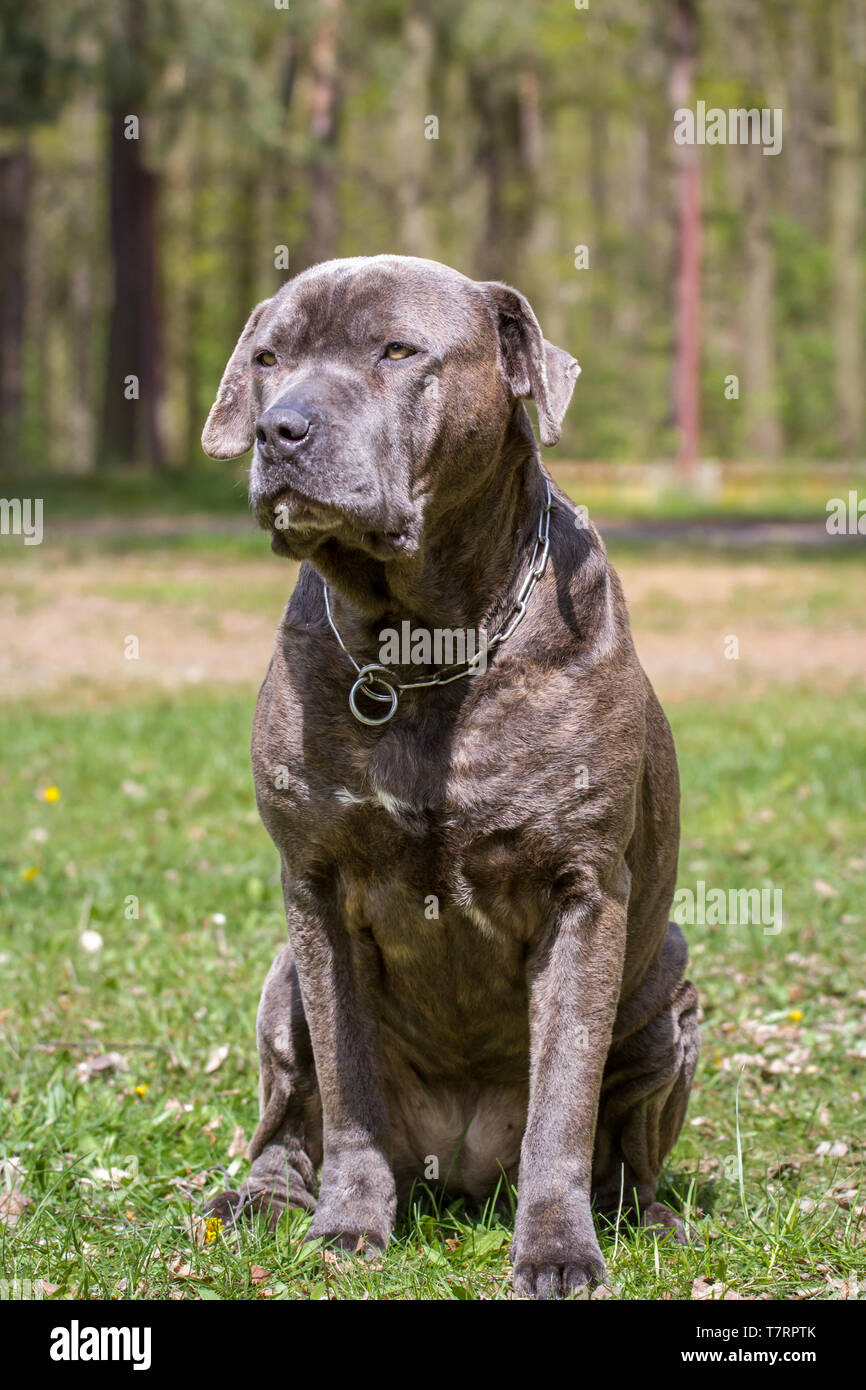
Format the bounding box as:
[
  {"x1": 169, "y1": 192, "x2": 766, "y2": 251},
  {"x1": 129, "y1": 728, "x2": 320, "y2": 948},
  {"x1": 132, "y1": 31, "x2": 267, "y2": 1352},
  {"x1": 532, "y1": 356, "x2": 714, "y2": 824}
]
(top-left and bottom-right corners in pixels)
[{"x1": 202, "y1": 255, "x2": 579, "y2": 567}]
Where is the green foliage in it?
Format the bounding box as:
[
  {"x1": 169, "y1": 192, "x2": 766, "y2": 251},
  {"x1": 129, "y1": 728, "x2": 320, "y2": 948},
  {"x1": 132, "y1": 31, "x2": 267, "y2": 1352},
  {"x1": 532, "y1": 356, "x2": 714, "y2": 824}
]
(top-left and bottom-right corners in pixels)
[{"x1": 0, "y1": 1, "x2": 862, "y2": 469}]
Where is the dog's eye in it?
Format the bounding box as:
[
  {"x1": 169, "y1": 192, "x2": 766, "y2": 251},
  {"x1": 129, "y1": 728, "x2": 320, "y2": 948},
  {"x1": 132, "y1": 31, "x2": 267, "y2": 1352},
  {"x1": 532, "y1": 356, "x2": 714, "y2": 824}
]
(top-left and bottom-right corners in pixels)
[
  {"x1": 384, "y1": 342, "x2": 414, "y2": 360},
  {"x1": 256, "y1": 350, "x2": 277, "y2": 367}
]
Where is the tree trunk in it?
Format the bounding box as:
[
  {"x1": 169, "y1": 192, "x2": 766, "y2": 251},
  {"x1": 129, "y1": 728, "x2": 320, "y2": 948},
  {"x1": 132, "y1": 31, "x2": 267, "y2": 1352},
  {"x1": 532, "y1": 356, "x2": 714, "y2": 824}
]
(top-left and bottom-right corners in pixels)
[
  {"x1": 393, "y1": 3, "x2": 434, "y2": 255},
  {"x1": 0, "y1": 145, "x2": 31, "y2": 469},
  {"x1": 668, "y1": 0, "x2": 701, "y2": 474},
  {"x1": 588, "y1": 105, "x2": 610, "y2": 346},
  {"x1": 742, "y1": 167, "x2": 781, "y2": 458},
  {"x1": 100, "y1": 2, "x2": 163, "y2": 468},
  {"x1": 298, "y1": 0, "x2": 343, "y2": 269},
  {"x1": 830, "y1": 0, "x2": 863, "y2": 457},
  {"x1": 471, "y1": 64, "x2": 538, "y2": 284}
]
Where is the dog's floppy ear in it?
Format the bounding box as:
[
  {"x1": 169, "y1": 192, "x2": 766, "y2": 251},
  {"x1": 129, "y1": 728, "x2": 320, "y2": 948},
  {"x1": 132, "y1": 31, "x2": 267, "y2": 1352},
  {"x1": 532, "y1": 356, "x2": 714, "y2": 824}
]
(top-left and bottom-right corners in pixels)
[
  {"x1": 481, "y1": 282, "x2": 580, "y2": 447},
  {"x1": 201, "y1": 298, "x2": 272, "y2": 459}
]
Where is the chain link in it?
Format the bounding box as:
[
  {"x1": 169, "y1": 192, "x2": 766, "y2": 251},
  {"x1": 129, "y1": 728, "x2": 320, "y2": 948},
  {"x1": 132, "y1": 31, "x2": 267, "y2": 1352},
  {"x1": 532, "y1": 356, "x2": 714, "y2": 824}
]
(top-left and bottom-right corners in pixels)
[{"x1": 324, "y1": 476, "x2": 553, "y2": 724}]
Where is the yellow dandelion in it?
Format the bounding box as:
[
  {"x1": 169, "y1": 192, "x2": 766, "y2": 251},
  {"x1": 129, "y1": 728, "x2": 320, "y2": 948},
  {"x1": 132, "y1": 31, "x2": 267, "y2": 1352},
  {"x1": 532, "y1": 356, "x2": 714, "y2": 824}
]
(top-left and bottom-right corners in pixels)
[
  {"x1": 134, "y1": 1084, "x2": 149, "y2": 1097},
  {"x1": 22, "y1": 865, "x2": 41, "y2": 881},
  {"x1": 42, "y1": 786, "x2": 61, "y2": 803},
  {"x1": 788, "y1": 1009, "x2": 803, "y2": 1024},
  {"x1": 204, "y1": 1216, "x2": 224, "y2": 1245}
]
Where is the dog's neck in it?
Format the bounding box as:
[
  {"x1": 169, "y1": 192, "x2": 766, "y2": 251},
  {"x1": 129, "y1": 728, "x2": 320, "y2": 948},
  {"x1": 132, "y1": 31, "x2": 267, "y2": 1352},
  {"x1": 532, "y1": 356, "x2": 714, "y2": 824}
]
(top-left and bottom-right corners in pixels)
[{"x1": 315, "y1": 422, "x2": 546, "y2": 649}]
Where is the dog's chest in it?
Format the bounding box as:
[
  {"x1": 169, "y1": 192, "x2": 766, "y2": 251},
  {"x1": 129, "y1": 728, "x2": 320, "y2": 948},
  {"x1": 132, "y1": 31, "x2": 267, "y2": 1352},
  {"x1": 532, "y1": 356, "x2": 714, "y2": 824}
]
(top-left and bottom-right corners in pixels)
[
  {"x1": 256, "y1": 663, "x2": 597, "y2": 948},
  {"x1": 322, "y1": 714, "x2": 559, "y2": 947}
]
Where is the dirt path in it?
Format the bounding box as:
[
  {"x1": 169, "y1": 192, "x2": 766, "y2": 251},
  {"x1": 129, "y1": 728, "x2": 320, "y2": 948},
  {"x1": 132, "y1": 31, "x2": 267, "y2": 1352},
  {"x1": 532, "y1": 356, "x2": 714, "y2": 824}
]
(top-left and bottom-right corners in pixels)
[{"x1": 2, "y1": 547, "x2": 863, "y2": 708}]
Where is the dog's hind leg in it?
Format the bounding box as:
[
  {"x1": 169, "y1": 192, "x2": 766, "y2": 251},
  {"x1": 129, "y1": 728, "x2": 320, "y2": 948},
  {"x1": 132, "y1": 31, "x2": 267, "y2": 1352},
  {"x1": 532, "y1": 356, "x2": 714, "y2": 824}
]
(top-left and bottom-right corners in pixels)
[
  {"x1": 205, "y1": 944, "x2": 322, "y2": 1231},
  {"x1": 591, "y1": 924, "x2": 700, "y2": 1242}
]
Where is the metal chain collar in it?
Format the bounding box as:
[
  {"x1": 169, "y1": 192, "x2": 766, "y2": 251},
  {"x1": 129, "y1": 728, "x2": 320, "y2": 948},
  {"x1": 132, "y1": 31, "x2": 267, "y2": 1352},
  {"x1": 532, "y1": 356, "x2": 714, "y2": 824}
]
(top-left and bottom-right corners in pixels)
[{"x1": 323, "y1": 477, "x2": 553, "y2": 726}]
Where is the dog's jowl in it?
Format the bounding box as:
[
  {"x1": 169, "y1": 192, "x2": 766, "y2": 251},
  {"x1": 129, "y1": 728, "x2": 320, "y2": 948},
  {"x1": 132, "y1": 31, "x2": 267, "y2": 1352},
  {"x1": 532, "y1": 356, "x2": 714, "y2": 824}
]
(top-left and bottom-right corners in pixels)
[{"x1": 201, "y1": 255, "x2": 699, "y2": 1299}]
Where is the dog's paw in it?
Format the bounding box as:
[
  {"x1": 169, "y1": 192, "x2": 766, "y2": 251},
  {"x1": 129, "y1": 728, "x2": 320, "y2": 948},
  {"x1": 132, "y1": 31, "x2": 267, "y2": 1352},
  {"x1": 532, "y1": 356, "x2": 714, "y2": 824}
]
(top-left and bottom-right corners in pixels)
[
  {"x1": 512, "y1": 1245, "x2": 606, "y2": 1300},
  {"x1": 304, "y1": 1221, "x2": 388, "y2": 1258},
  {"x1": 203, "y1": 1189, "x2": 244, "y2": 1228},
  {"x1": 204, "y1": 1182, "x2": 316, "y2": 1233},
  {"x1": 306, "y1": 1159, "x2": 396, "y2": 1256},
  {"x1": 640, "y1": 1200, "x2": 698, "y2": 1247},
  {"x1": 511, "y1": 1198, "x2": 606, "y2": 1300},
  {"x1": 305, "y1": 1196, "x2": 392, "y2": 1256}
]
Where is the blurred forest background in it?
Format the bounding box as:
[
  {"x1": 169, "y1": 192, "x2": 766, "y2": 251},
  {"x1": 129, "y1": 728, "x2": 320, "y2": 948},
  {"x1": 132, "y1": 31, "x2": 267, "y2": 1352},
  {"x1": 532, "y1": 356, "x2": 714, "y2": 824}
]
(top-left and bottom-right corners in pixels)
[{"x1": 0, "y1": 0, "x2": 864, "y2": 475}]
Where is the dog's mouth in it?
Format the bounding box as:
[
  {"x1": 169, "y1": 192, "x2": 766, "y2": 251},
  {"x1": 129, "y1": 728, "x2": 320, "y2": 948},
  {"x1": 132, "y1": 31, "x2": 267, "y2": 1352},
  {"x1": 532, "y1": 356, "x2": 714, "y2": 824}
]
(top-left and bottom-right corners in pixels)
[
  {"x1": 254, "y1": 485, "x2": 417, "y2": 561},
  {"x1": 256, "y1": 486, "x2": 336, "y2": 535}
]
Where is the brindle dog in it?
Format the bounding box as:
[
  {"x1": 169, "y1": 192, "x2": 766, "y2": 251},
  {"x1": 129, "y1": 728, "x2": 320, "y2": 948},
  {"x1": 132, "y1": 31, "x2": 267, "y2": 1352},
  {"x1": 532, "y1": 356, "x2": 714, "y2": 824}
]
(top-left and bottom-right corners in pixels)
[{"x1": 201, "y1": 255, "x2": 699, "y2": 1299}]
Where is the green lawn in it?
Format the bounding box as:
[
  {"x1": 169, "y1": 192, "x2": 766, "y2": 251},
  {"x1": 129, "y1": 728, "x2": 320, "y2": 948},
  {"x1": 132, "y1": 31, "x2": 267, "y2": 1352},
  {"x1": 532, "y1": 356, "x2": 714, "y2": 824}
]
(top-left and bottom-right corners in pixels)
[{"x1": 1, "y1": 686, "x2": 864, "y2": 1300}]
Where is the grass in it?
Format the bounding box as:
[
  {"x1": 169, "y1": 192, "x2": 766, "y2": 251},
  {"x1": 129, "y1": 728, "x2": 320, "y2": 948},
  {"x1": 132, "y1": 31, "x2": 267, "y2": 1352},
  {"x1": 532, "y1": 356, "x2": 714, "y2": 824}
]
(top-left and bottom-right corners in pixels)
[{"x1": 1, "y1": 682, "x2": 864, "y2": 1300}]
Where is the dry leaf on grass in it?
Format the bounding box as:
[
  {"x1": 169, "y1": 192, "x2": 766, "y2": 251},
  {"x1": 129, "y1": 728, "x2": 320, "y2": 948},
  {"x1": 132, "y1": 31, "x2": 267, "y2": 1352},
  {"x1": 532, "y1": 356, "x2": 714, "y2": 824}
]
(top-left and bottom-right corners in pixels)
[
  {"x1": 0, "y1": 1157, "x2": 28, "y2": 1185},
  {"x1": 826, "y1": 1277, "x2": 862, "y2": 1299},
  {"x1": 831, "y1": 1185, "x2": 860, "y2": 1209},
  {"x1": 691, "y1": 1276, "x2": 745, "y2": 1301},
  {"x1": 204, "y1": 1044, "x2": 229, "y2": 1074},
  {"x1": 767, "y1": 1160, "x2": 802, "y2": 1180},
  {"x1": 250, "y1": 1265, "x2": 270, "y2": 1283},
  {"x1": 184, "y1": 1213, "x2": 210, "y2": 1248},
  {"x1": 227, "y1": 1125, "x2": 248, "y2": 1160},
  {"x1": 814, "y1": 1140, "x2": 848, "y2": 1158},
  {"x1": 812, "y1": 879, "x2": 838, "y2": 899},
  {"x1": 0, "y1": 1189, "x2": 31, "y2": 1227},
  {"x1": 76, "y1": 1052, "x2": 129, "y2": 1083}
]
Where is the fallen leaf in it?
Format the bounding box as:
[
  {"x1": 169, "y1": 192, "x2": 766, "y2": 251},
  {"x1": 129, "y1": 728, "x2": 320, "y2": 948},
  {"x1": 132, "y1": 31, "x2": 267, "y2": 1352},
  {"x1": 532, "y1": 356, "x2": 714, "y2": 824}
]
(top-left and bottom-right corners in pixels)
[
  {"x1": 227, "y1": 1125, "x2": 248, "y2": 1160},
  {"x1": 185, "y1": 1213, "x2": 210, "y2": 1248},
  {"x1": 812, "y1": 879, "x2": 838, "y2": 899},
  {"x1": 204, "y1": 1045, "x2": 229, "y2": 1075},
  {"x1": 0, "y1": 1157, "x2": 28, "y2": 1185},
  {"x1": 76, "y1": 1051, "x2": 129, "y2": 1083},
  {"x1": 691, "y1": 1276, "x2": 744, "y2": 1301},
  {"x1": 815, "y1": 1140, "x2": 848, "y2": 1158},
  {"x1": 831, "y1": 1185, "x2": 859, "y2": 1210},
  {"x1": 90, "y1": 1166, "x2": 134, "y2": 1187},
  {"x1": 767, "y1": 1160, "x2": 801, "y2": 1180},
  {"x1": 0, "y1": 1189, "x2": 31, "y2": 1227},
  {"x1": 250, "y1": 1265, "x2": 270, "y2": 1283},
  {"x1": 827, "y1": 1276, "x2": 861, "y2": 1300}
]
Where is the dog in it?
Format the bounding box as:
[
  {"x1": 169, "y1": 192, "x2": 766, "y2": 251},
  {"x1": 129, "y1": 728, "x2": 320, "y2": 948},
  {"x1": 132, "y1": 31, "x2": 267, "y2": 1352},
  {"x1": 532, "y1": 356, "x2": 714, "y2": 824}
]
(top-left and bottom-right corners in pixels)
[{"x1": 200, "y1": 255, "x2": 699, "y2": 1299}]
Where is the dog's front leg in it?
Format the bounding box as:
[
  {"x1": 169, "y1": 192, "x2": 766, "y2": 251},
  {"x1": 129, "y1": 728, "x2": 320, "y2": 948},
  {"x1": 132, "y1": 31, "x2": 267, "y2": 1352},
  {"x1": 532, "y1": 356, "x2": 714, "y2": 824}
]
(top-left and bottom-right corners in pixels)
[
  {"x1": 287, "y1": 879, "x2": 396, "y2": 1254},
  {"x1": 512, "y1": 870, "x2": 628, "y2": 1299}
]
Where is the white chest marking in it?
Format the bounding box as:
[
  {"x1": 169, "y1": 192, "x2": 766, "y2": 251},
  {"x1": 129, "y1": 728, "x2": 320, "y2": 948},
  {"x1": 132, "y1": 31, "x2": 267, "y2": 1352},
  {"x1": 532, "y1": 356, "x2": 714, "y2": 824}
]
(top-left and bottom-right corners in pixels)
[{"x1": 335, "y1": 784, "x2": 413, "y2": 819}]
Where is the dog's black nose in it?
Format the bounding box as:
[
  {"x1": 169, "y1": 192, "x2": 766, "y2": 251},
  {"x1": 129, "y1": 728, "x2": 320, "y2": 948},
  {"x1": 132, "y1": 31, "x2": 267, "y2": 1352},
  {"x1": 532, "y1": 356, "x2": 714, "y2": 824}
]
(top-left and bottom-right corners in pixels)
[{"x1": 255, "y1": 406, "x2": 311, "y2": 451}]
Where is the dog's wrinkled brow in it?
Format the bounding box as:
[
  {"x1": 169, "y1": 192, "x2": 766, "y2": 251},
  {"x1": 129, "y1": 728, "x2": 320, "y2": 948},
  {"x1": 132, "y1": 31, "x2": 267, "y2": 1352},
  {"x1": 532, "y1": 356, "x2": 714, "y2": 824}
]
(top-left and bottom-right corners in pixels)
[{"x1": 265, "y1": 269, "x2": 481, "y2": 359}]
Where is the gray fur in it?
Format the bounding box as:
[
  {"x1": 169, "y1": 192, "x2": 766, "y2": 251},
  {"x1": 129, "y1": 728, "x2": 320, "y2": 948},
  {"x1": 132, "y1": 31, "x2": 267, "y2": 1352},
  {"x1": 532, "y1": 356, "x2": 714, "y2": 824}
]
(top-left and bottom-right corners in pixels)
[{"x1": 201, "y1": 255, "x2": 699, "y2": 1298}]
